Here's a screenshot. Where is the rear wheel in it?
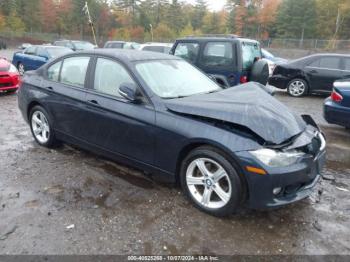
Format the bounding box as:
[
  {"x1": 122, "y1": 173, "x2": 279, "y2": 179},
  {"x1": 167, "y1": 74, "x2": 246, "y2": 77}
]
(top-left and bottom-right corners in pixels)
[
  {"x1": 29, "y1": 106, "x2": 58, "y2": 148},
  {"x1": 287, "y1": 79, "x2": 308, "y2": 97},
  {"x1": 180, "y1": 146, "x2": 244, "y2": 217},
  {"x1": 17, "y1": 62, "x2": 25, "y2": 76}
]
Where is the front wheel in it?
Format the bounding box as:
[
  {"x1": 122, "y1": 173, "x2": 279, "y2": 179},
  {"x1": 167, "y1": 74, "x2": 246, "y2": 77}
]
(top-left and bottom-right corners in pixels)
[
  {"x1": 287, "y1": 79, "x2": 308, "y2": 97},
  {"x1": 180, "y1": 146, "x2": 244, "y2": 217},
  {"x1": 29, "y1": 106, "x2": 58, "y2": 148},
  {"x1": 17, "y1": 62, "x2": 25, "y2": 76}
]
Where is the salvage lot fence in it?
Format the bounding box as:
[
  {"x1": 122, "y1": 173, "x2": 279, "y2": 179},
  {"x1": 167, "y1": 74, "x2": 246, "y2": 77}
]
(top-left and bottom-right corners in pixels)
[
  {"x1": 260, "y1": 38, "x2": 350, "y2": 51},
  {"x1": 1, "y1": 30, "x2": 350, "y2": 51}
]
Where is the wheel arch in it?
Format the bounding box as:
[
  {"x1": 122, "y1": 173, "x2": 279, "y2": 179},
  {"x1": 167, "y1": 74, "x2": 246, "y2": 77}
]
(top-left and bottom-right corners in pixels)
[
  {"x1": 27, "y1": 101, "x2": 43, "y2": 121},
  {"x1": 175, "y1": 140, "x2": 248, "y2": 200}
]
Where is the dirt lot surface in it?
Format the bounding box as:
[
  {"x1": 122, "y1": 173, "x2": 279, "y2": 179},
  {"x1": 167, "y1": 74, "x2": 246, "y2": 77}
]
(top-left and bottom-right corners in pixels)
[{"x1": 0, "y1": 89, "x2": 349, "y2": 256}]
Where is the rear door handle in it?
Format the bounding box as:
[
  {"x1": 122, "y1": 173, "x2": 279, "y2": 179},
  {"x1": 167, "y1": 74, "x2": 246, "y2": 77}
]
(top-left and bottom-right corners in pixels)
[
  {"x1": 87, "y1": 99, "x2": 99, "y2": 105},
  {"x1": 310, "y1": 70, "x2": 318, "y2": 74},
  {"x1": 45, "y1": 86, "x2": 53, "y2": 90}
]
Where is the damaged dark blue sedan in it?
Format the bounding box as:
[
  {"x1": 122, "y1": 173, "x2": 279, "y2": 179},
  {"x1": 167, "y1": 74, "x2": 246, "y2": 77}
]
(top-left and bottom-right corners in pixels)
[{"x1": 17, "y1": 50, "x2": 326, "y2": 216}]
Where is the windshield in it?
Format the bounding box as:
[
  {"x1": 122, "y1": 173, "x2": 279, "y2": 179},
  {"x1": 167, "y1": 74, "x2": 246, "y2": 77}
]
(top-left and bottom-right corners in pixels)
[
  {"x1": 135, "y1": 60, "x2": 222, "y2": 99},
  {"x1": 46, "y1": 47, "x2": 72, "y2": 58},
  {"x1": 242, "y1": 42, "x2": 262, "y2": 70},
  {"x1": 73, "y1": 41, "x2": 94, "y2": 50}
]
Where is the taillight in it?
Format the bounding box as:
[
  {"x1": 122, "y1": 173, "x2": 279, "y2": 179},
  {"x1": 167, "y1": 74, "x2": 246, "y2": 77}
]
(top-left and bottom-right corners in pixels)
[
  {"x1": 240, "y1": 75, "x2": 248, "y2": 84},
  {"x1": 331, "y1": 90, "x2": 343, "y2": 103}
]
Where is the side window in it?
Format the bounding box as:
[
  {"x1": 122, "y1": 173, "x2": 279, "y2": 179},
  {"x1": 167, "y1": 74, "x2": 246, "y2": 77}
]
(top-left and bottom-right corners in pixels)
[
  {"x1": 37, "y1": 47, "x2": 48, "y2": 58},
  {"x1": 319, "y1": 57, "x2": 341, "y2": 70},
  {"x1": 25, "y1": 46, "x2": 36, "y2": 55},
  {"x1": 308, "y1": 59, "x2": 320, "y2": 67},
  {"x1": 344, "y1": 58, "x2": 350, "y2": 71},
  {"x1": 94, "y1": 58, "x2": 136, "y2": 98},
  {"x1": 47, "y1": 61, "x2": 62, "y2": 82},
  {"x1": 242, "y1": 42, "x2": 261, "y2": 70},
  {"x1": 202, "y1": 42, "x2": 233, "y2": 67},
  {"x1": 174, "y1": 42, "x2": 199, "y2": 63},
  {"x1": 60, "y1": 57, "x2": 90, "y2": 87}
]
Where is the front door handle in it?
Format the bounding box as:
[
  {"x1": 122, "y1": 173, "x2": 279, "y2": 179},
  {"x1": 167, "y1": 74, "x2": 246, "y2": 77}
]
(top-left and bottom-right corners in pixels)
[
  {"x1": 87, "y1": 99, "x2": 99, "y2": 105},
  {"x1": 310, "y1": 70, "x2": 318, "y2": 74}
]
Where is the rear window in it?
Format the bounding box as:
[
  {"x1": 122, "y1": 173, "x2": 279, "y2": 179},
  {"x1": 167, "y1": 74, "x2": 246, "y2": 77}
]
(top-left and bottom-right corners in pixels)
[
  {"x1": 143, "y1": 46, "x2": 166, "y2": 53},
  {"x1": 106, "y1": 43, "x2": 124, "y2": 48},
  {"x1": 242, "y1": 42, "x2": 261, "y2": 70},
  {"x1": 174, "y1": 42, "x2": 199, "y2": 63},
  {"x1": 309, "y1": 57, "x2": 341, "y2": 70},
  {"x1": 202, "y1": 42, "x2": 233, "y2": 67}
]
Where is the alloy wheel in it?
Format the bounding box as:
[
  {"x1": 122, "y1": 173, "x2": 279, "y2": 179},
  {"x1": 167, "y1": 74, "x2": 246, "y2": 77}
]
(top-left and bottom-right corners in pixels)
[
  {"x1": 31, "y1": 111, "x2": 50, "y2": 144},
  {"x1": 186, "y1": 158, "x2": 232, "y2": 209},
  {"x1": 288, "y1": 80, "x2": 306, "y2": 97},
  {"x1": 18, "y1": 63, "x2": 25, "y2": 76}
]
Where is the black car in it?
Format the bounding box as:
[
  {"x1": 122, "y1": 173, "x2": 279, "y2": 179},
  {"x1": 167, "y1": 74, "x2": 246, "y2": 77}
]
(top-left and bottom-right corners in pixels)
[
  {"x1": 53, "y1": 40, "x2": 95, "y2": 51},
  {"x1": 17, "y1": 50, "x2": 326, "y2": 216},
  {"x1": 269, "y1": 54, "x2": 350, "y2": 97},
  {"x1": 170, "y1": 35, "x2": 269, "y2": 87}
]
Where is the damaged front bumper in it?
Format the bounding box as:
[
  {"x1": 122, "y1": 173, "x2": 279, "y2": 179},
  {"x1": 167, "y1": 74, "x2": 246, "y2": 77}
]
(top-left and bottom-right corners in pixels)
[{"x1": 235, "y1": 117, "x2": 326, "y2": 209}]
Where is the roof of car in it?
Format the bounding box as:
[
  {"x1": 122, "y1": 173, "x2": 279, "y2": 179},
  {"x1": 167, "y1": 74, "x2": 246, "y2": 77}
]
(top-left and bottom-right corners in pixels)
[
  {"x1": 307, "y1": 53, "x2": 350, "y2": 57},
  {"x1": 176, "y1": 36, "x2": 259, "y2": 43},
  {"x1": 78, "y1": 49, "x2": 180, "y2": 62}
]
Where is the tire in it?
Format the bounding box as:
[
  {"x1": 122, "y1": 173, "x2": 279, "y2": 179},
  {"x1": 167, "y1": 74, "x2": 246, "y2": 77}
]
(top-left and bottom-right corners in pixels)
[
  {"x1": 250, "y1": 60, "x2": 269, "y2": 85},
  {"x1": 180, "y1": 146, "x2": 244, "y2": 217},
  {"x1": 17, "y1": 62, "x2": 25, "y2": 76},
  {"x1": 29, "y1": 105, "x2": 58, "y2": 148},
  {"x1": 287, "y1": 78, "x2": 308, "y2": 97}
]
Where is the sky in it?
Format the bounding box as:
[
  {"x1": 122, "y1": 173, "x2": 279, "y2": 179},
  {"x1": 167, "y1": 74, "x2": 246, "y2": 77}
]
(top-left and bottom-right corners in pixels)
[{"x1": 183, "y1": 0, "x2": 227, "y2": 11}]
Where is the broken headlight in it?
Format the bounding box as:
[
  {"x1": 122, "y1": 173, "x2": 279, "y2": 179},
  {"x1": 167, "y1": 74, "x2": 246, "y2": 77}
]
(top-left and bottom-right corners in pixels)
[{"x1": 250, "y1": 149, "x2": 305, "y2": 167}]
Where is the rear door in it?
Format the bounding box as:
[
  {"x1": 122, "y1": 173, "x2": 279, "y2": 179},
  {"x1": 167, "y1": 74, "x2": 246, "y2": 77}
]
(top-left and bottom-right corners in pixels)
[
  {"x1": 84, "y1": 57, "x2": 156, "y2": 164},
  {"x1": 341, "y1": 57, "x2": 350, "y2": 80},
  {"x1": 305, "y1": 56, "x2": 343, "y2": 93},
  {"x1": 41, "y1": 55, "x2": 92, "y2": 141}
]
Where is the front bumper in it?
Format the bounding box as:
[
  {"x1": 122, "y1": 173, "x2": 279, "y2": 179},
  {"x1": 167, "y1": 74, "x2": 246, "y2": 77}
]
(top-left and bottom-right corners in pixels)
[
  {"x1": 324, "y1": 98, "x2": 350, "y2": 128},
  {"x1": 0, "y1": 73, "x2": 20, "y2": 92},
  {"x1": 268, "y1": 75, "x2": 289, "y2": 89},
  {"x1": 236, "y1": 129, "x2": 326, "y2": 209}
]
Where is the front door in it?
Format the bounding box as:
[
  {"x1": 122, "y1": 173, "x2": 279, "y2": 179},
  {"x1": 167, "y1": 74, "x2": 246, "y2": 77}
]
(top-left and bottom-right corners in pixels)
[{"x1": 84, "y1": 57, "x2": 156, "y2": 165}]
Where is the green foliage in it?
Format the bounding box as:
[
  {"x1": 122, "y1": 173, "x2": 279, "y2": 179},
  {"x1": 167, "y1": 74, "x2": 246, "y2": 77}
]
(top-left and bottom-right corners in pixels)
[
  {"x1": 275, "y1": 0, "x2": 317, "y2": 39},
  {"x1": 1, "y1": 0, "x2": 350, "y2": 43}
]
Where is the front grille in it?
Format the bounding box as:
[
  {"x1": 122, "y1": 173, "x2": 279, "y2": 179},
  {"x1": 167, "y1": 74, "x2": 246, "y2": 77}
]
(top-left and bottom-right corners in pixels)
[{"x1": 0, "y1": 82, "x2": 12, "y2": 88}]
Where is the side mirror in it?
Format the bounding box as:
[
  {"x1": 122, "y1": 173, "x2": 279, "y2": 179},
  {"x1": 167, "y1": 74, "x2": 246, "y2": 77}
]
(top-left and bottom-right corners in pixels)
[{"x1": 119, "y1": 83, "x2": 141, "y2": 103}]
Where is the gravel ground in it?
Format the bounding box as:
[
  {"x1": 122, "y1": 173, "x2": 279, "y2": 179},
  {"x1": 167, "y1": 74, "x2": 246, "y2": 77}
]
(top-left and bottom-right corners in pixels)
[{"x1": 0, "y1": 90, "x2": 349, "y2": 256}]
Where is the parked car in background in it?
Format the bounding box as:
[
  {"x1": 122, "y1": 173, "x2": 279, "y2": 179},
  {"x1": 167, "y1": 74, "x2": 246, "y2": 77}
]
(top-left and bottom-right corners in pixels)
[
  {"x1": 170, "y1": 35, "x2": 269, "y2": 87},
  {"x1": 138, "y1": 42, "x2": 173, "y2": 54},
  {"x1": 12, "y1": 45, "x2": 72, "y2": 75},
  {"x1": 0, "y1": 58, "x2": 20, "y2": 93},
  {"x1": 324, "y1": 79, "x2": 350, "y2": 128},
  {"x1": 104, "y1": 41, "x2": 140, "y2": 49},
  {"x1": 269, "y1": 54, "x2": 350, "y2": 97},
  {"x1": 53, "y1": 40, "x2": 95, "y2": 51},
  {"x1": 18, "y1": 49, "x2": 326, "y2": 216},
  {"x1": 261, "y1": 48, "x2": 287, "y2": 76},
  {"x1": 18, "y1": 43, "x2": 32, "y2": 50}
]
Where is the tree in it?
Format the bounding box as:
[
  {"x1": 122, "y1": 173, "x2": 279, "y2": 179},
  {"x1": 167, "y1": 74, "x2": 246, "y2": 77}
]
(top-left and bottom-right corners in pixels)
[
  {"x1": 191, "y1": 0, "x2": 207, "y2": 30},
  {"x1": 166, "y1": 0, "x2": 186, "y2": 34},
  {"x1": 257, "y1": 0, "x2": 281, "y2": 39},
  {"x1": 275, "y1": 0, "x2": 317, "y2": 39}
]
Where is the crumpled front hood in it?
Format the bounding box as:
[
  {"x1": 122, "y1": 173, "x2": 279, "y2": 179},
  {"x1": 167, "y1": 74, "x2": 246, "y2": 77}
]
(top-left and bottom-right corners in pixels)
[{"x1": 165, "y1": 82, "x2": 306, "y2": 145}]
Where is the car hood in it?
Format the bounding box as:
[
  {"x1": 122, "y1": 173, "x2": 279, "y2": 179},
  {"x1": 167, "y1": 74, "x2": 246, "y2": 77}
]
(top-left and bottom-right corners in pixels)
[{"x1": 165, "y1": 82, "x2": 306, "y2": 145}]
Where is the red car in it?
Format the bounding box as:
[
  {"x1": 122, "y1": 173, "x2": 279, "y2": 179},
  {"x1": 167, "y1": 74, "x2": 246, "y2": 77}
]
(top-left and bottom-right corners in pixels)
[{"x1": 0, "y1": 58, "x2": 20, "y2": 93}]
